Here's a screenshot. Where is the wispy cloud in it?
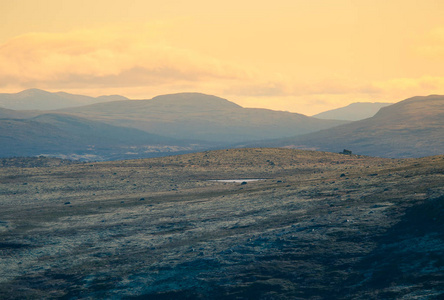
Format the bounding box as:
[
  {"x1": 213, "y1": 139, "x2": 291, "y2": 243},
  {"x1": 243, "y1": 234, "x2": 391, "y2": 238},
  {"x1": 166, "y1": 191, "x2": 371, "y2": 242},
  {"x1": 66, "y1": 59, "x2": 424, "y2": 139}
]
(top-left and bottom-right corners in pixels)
[
  {"x1": 1, "y1": 24, "x2": 443, "y2": 115},
  {"x1": 0, "y1": 25, "x2": 248, "y2": 90}
]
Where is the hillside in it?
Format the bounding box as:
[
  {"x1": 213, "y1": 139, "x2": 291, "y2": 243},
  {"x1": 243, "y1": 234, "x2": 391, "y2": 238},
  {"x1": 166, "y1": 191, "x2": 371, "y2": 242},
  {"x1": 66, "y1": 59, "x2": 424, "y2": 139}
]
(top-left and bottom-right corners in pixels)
[
  {"x1": 313, "y1": 102, "x2": 392, "y2": 121},
  {"x1": 0, "y1": 148, "x2": 442, "y2": 298},
  {"x1": 0, "y1": 89, "x2": 127, "y2": 110},
  {"x1": 3, "y1": 90, "x2": 442, "y2": 160},
  {"x1": 0, "y1": 92, "x2": 346, "y2": 160},
  {"x1": 0, "y1": 107, "x2": 35, "y2": 119},
  {"x1": 262, "y1": 95, "x2": 444, "y2": 158},
  {"x1": 59, "y1": 92, "x2": 348, "y2": 143},
  {"x1": 0, "y1": 113, "x2": 193, "y2": 160}
]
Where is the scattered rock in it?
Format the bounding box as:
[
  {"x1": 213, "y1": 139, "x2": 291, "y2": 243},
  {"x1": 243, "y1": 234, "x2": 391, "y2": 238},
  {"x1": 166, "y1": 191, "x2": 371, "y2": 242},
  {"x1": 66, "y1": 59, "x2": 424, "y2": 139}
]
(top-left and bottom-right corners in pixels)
[{"x1": 339, "y1": 149, "x2": 352, "y2": 155}]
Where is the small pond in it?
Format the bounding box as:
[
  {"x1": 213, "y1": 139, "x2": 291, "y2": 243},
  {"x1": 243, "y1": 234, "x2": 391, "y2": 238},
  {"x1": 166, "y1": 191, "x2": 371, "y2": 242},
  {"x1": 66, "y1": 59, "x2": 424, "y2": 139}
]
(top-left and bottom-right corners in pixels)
[{"x1": 208, "y1": 179, "x2": 267, "y2": 183}]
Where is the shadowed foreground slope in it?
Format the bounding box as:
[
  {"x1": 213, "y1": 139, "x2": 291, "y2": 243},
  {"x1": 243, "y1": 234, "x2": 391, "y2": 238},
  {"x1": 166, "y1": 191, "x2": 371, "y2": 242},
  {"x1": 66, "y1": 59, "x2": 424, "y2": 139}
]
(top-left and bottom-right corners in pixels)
[{"x1": 0, "y1": 148, "x2": 443, "y2": 299}]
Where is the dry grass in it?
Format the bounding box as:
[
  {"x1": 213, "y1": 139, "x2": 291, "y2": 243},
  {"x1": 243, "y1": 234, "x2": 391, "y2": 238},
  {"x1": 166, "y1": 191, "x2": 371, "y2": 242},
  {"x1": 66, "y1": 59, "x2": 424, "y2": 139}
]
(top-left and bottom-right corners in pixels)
[{"x1": 0, "y1": 148, "x2": 443, "y2": 299}]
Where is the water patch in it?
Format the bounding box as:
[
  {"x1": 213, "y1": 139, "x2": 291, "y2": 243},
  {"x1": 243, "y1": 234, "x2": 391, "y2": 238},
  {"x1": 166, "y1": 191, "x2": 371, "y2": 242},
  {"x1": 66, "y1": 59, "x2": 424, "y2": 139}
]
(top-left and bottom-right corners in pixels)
[{"x1": 209, "y1": 179, "x2": 266, "y2": 183}]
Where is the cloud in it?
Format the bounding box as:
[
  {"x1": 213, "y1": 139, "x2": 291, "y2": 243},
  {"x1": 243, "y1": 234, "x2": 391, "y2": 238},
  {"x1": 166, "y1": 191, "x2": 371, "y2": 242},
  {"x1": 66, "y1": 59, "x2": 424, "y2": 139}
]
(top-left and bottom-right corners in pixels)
[
  {"x1": 1, "y1": 25, "x2": 443, "y2": 115},
  {"x1": 299, "y1": 80, "x2": 383, "y2": 97},
  {"x1": 0, "y1": 25, "x2": 248, "y2": 90},
  {"x1": 223, "y1": 79, "x2": 289, "y2": 97},
  {"x1": 222, "y1": 74, "x2": 384, "y2": 99},
  {"x1": 373, "y1": 76, "x2": 444, "y2": 96},
  {"x1": 0, "y1": 25, "x2": 385, "y2": 101}
]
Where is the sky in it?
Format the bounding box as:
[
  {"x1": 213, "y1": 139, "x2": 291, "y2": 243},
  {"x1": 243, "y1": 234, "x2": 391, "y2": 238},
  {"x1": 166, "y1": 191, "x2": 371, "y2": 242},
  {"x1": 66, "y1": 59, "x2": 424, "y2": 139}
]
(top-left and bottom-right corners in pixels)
[{"x1": 1, "y1": 0, "x2": 444, "y2": 115}]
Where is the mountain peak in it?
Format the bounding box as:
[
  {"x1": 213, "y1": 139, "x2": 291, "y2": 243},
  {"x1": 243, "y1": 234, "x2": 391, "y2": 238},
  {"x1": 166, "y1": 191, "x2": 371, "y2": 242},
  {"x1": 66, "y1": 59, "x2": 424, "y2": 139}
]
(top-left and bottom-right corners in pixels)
[
  {"x1": 96, "y1": 94, "x2": 129, "y2": 101},
  {"x1": 313, "y1": 102, "x2": 392, "y2": 121},
  {"x1": 16, "y1": 88, "x2": 51, "y2": 97},
  {"x1": 149, "y1": 93, "x2": 243, "y2": 110}
]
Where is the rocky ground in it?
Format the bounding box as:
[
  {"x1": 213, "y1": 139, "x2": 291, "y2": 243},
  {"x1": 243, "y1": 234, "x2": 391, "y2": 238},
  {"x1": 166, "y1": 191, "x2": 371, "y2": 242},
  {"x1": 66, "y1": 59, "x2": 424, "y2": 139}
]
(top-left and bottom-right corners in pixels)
[{"x1": 0, "y1": 148, "x2": 443, "y2": 299}]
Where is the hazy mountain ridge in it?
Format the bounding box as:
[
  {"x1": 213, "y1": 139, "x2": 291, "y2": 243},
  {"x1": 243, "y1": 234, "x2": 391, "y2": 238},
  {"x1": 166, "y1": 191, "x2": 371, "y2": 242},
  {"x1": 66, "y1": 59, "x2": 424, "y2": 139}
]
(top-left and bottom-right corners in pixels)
[
  {"x1": 0, "y1": 88, "x2": 128, "y2": 110},
  {"x1": 0, "y1": 112, "x2": 196, "y2": 160},
  {"x1": 59, "y1": 92, "x2": 347, "y2": 143},
  {"x1": 1, "y1": 89, "x2": 443, "y2": 160},
  {"x1": 313, "y1": 102, "x2": 392, "y2": 121},
  {"x1": 260, "y1": 95, "x2": 444, "y2": 158}
]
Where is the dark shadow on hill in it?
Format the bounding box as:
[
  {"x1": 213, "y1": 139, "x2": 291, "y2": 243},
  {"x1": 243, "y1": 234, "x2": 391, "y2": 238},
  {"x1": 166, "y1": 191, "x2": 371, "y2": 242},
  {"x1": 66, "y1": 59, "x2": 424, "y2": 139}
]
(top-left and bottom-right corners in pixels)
[
  {"x1": 339, "y1": 195, "x2": 444, "y2": 299},
  {"x1": 131, "y1": 196, "x2": 444, "y2": 300}
]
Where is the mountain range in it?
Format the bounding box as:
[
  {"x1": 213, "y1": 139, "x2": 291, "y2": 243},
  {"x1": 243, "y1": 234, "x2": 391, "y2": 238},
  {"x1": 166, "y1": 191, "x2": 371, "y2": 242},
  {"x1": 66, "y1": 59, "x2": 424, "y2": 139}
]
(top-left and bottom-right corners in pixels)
[
  {"x1": 259, "y1": 95, "x2": 444, "y2": 158},
  {"x1": 0, "y1": 89, "x2": 443, "y2": 160},
  {"x1": 0, "y1": 90, "x2": 349, "y2": 160},
  {"x1": 58, "y1": 93, "x2": 346, "y2": 143}
]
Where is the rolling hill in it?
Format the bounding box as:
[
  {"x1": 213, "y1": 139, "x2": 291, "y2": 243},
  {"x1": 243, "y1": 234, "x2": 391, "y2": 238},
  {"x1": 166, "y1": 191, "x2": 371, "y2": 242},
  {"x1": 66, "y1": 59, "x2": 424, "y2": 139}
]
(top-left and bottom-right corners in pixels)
[
  {"x1": 0, "y1": 113, "x2": 194, "y2": 160},
  {"x1": 0, "y1": 89, "x2": 127, "y2": 110},
  {"x1": 312, "y1": 102, "x2": 392, "y2": 121},
  {"x1": 0, "y1": 107, "x2": 35, "y2": 119},
  {"x1": 262, "y1": 95, "x2": 444, "y2": 158},
  {"x1": 0, "y1": 92, "x2": 347, "y2": 160},
  {"x1": 59, "y1": 92, "x2": 348, "y2": 143},
  {"x1": 3, "y1": 90, "x2": 442, "y2": 160}
]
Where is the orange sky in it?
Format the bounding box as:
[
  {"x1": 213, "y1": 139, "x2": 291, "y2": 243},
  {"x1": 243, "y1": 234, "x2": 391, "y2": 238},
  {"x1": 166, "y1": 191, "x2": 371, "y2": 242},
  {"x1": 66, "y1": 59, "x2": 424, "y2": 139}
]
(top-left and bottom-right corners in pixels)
[{"x1": 1, "y1": 0, "x2": 444, "y2": 115}]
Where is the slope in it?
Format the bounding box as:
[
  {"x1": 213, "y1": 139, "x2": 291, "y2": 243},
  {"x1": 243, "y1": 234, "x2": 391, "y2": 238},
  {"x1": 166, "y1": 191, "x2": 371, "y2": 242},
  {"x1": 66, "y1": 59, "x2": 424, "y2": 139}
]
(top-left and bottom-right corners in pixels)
[
  {"x1": 0, "y1": 113, "x2": 185, "y2": 159},
  {"x1": 262, "y1": 95, "x2": 444, "y2": 158},
  {"x1": 0, "y1": 107, "x2": 35, "y2": 119},
  {"x1": 0, "y1": 148, "x2": 442, "y2": 298}
]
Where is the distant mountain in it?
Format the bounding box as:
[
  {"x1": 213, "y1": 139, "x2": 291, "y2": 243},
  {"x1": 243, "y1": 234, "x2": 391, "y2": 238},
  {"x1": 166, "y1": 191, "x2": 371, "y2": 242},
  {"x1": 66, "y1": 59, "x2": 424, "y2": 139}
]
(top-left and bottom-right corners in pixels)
[
  {"x1": 313, "y1": 102, "x2": 392, "y2": 121},
  {"x1": 0, "y1": 89, "x2": 128, "y2": 110},
  {"x1": 260, "y1": 95, "x2": 444, "y2": 158},
  {"x1": 0, "y1": 92, "x2": 347, "y2": 160},
  {"x1": 0, "y1": 113, "x2": 195, "y2": 160},
  {"x1": 3, "y1": 91, "x2": 443, "y2": 160},
  {"x1": 59, "y1": 93, "x2": 348, "y2": 143}
]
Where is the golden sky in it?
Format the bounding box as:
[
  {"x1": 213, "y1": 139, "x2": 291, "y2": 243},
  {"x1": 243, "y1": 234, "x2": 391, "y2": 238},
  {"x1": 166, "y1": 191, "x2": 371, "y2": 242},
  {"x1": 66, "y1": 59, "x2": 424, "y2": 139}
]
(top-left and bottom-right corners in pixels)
[{"x1": 1, "y1": 0, "x2": 444, "y2": 115}]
